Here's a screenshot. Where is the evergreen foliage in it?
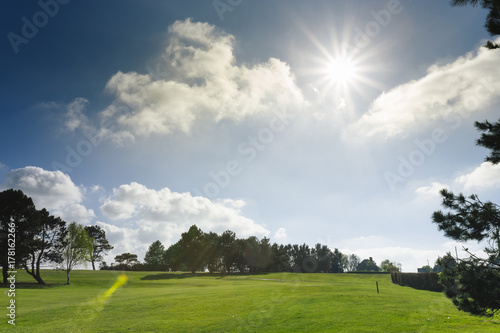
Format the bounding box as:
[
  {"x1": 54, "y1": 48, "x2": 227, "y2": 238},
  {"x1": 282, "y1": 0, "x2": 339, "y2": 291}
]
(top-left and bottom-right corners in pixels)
[
  {"x1": 431, "y1": 119, "x2": 500, "y2": 316},
  {"x1": 451, "y1": 0, "x2": 500, "y2": 48},
  {"x1": 127, "y1": 225, "x2": 373, "y2": 275},
  {"x1": 144, "y1": 240, "x2": 166, "y2": 271},
  {"x1": 84, "y1": 225, "x2": 113, "y2": 270}
]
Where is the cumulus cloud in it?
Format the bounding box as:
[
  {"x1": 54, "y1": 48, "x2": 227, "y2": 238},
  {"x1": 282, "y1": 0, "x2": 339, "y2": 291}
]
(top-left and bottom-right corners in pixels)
[
  {"x1": 95, "y1": 221, "x2": 141, "y2": 259},
  {"x1": 75, "y1": 18, "x2": 306, "y2": 142},
  {"x1": 347, "y1": 39, "x2": 500, "y2": 139},
  {"x1": 455, "y1": 162, "x2": 500, "y2": 190},
  {"x1": 274, "y1": 227, "x2": 288, "y2": 240},
  {"x1": 345, "y1": 246, "x2": 442, "y2": 273},
  {"x1": 64, "y1": 98, "x2": 90, "y2": 132},
  {"x1": 1, "y1": 166, "x2": 95, "y2": 224},
  {"x1": 416, "y1": 162, "x2": 500, "y2": 197},
  {"x1": 338, "y1": 235, "x2": 461, "y2": 272},
  {"x1": 100, "y1": 182, "x2": 270, "y2": 249},
  {"x1": 415, "y1": 182, "x2": 448, "y2": 200}
]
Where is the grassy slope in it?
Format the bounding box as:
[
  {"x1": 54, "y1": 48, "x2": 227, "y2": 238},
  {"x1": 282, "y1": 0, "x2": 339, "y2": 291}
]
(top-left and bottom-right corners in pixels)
[{"x1": 1, "y1": 270, "x2": 499, "y2": 332}]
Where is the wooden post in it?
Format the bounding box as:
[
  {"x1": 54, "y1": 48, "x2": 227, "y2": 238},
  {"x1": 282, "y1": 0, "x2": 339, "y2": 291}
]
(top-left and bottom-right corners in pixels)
[{"x1": 376, "y1": 281, "x2": 379, "y2": 293}]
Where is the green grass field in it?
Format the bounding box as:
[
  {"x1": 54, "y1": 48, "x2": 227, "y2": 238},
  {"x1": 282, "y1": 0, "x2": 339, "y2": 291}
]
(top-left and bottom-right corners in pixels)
[{"x1": 1, "y1": 270, "x2": 499, "y2": 332}]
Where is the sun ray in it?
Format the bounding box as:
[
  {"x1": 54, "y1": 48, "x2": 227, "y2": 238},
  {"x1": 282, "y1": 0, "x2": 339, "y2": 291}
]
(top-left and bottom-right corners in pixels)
[{"x1": 292, "y1": 15, "x2": 388, "y2": 117}]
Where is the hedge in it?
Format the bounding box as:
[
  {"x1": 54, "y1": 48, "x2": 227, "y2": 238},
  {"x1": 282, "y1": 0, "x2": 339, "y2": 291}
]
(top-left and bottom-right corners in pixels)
[{"x1": 391, "y1": 272, "x2": 444, "y2": 292}]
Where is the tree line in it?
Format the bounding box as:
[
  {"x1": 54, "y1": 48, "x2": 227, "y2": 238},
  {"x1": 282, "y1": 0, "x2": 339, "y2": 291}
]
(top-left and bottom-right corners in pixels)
[
  {"x1": 103, "y1": 225, "x2": 401, "y2": 274},
  {"x1": 0, "y1": 189, "x2": 400, "y2": 285},
  {"x1": 0, "y1": 189, "x2": 113, "y2": 285}
]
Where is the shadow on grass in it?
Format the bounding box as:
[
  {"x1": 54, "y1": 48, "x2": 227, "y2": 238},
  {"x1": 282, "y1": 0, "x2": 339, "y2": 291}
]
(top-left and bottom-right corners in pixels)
[
  {"x1": 141, "y1": 272, "x2": 216, "y2": 280},
  {"x1": 141, "y1": 272, "x2": 274, "y2": 281},
  {"x1": 1, "y1": 282, "x2": 67, "y2": 289}
]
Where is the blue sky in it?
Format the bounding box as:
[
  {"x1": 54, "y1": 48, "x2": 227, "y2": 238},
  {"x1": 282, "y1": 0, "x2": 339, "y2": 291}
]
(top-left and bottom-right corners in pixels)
[{"x1": 1, "y1": 0, "x2": 500, "y2": 271}]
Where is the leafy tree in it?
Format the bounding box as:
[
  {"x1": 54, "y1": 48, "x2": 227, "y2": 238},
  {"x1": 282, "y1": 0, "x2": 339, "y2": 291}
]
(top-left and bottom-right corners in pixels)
[
  {"x1": 291, "y1": 243, "x2": 312, "y2": 273},
  {"x1": 233, "y1": 238, "x2": 247, "y2": 273},
  {"x1": 99, "y1": 261, "x2": 109, "y2": 270},
  {"x1": 163, "y1": 243, "x2": 183, "y2": 271},
  {"x1": 269, "y1": 243, "x2": 291, "y2": 272},
  {"x1": 114, "y1": 253, "x2": 139, "y2": 270},
  {"x1": 0, "y1": 189, "x2": 67, "y2": 285},
  {"x1": 330, "y1": 249, "x2": 344, "y2": 273},
  {"x1": 451, "y1": 0, "x2": 500, "y2": 48},
  {"x1": 244, "y1": 236, "x2": 272, "y2": 273},
  {"x1": 356, "y1": 257, "x2": 380, "y2": 272},
  {"x1": 177, "y1": 225, "x2": 206, "y2": 273},
  {"x1": 433, "y1": 254, "x2": 457, "y2": 273},
  {"x1": 144, "y1": 240, "x2": 166, "y2": 271},
  {"x1": 418, "y1": 265, "x2": 432, "y2": 273},
  {"x1": 243, "y1": 236, "x2": 259, "y2": 273},
  {"x1": 219, "y1": 230, "x2": 238, "y2": 273},
  {"x1": 204, "y1": 232, "x2": 222, "y2": 273},
  {"x1": 258, "y1": 237, "x2": 273, "y2": 271},
  {"x1": 381, "y1": 259, "x2": 401, "y2": 272},
  {"x1": 84, "y1": 225, "x2": 113, "y2": 270},
  {"x1": 61, "y1": 222, "x2": 93, "y2": 285},
  {"x1": 22, "y1": 208, "x2": 66, "y2": 284},
  {"x1": 347, "y1": 254, "x2": 360, "y2": 272},
  {"x1": 0, "y1": 189, "x2": 38, "y2": 284},
  {"x1": 313, "y1": 244, "x2": 332, "y2": 273},
  {"x1": 340, "y1": 253, "x2": 349, "y2": 272}
]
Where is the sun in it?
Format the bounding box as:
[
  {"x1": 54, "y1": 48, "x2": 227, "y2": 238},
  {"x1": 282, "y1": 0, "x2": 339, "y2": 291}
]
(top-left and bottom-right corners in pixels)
[
  {"x1": 327, "y1": 56, "x2": 357, "y2": 85},
  {"x1": 294, "y1": 19, "x2": 385, "y2": 103}
]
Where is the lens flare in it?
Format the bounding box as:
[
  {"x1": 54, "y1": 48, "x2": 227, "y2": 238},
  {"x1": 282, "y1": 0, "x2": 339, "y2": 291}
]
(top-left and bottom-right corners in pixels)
[
  {"x1": 100, "y1": 274, "x2": 128, "y2": 301},
  {"x1": 75, "y1": 274, "x2": 129, "y2": 327}
]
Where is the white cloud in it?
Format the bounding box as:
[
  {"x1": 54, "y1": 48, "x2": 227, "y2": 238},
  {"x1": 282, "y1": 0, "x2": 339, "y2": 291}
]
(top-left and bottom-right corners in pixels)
[
  {"x1": 455, "y1": 162, "x2": 500, "y2": 190},
  {"x1": 347, "y1": 39, "x2": 500, "y2": 139},
  {"x1": 100, "y1": 182, "x2": 270, "y2": 249},
  {"x1": 336, "y1": 235, "x2": 489, "y2": 273},
  {"x1": 83, "y1": 18, "x2": 306, "y2": 142},
  {"x1": 3, "y1": 166, "x2": 81, "y2": 208},
  {"x1": 338, "y1": 235, "x2": 444, "y2": 272},
  {"x1": 89, "y1": 185, "x2": 104, "y2": 193},
  {"x1": 415, "y1": 182, "x2": 448, "y2": 200},
  {"x1": 1, "y1": 166, "x2": 95, "y2": 224},
  {"x1": 417, "y1": 161, "x2": 500, "y2": 197},
  {"x1": 344, "y1": 246, "x2": 442, "y2": 273},
  {"x1": 95, "y1": 221, "x2": 141, "y2": 260},
  {"x1": 274, "y1": 227, "x2": 288, "y2": 240},
  {"x1": 64, "y1": 98, "x2": 90, "y2": 132}
]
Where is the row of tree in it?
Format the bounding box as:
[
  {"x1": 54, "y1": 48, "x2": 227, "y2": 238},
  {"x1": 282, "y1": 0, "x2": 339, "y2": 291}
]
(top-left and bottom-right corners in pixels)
[
  {"x1": 0, "y1": 189, "x2": 113, "y2": 285},
  {"x1": 1, "y1": 189, "x2": 401, "y2": 285},
  {"x1": 417, "y1": 254, "x2": 457, "y2": 273},
  {"x1": 103, "y1": 225, "x2": 401, "y2": 274}
]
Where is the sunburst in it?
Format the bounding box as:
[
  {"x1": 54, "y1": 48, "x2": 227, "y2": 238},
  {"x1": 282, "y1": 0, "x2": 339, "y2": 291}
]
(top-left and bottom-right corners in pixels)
[
  {"x1": 295, "y1": 18, "x2": 385, "y2": 110},
  {"x1": 325, "y1": 55, "x2": 359, "y2": 87}
]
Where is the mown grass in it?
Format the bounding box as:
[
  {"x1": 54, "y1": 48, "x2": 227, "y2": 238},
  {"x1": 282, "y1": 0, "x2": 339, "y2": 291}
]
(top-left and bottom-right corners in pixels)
[{"x1": 1, "y1": 270, "x2": 499, "y2": 332}]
